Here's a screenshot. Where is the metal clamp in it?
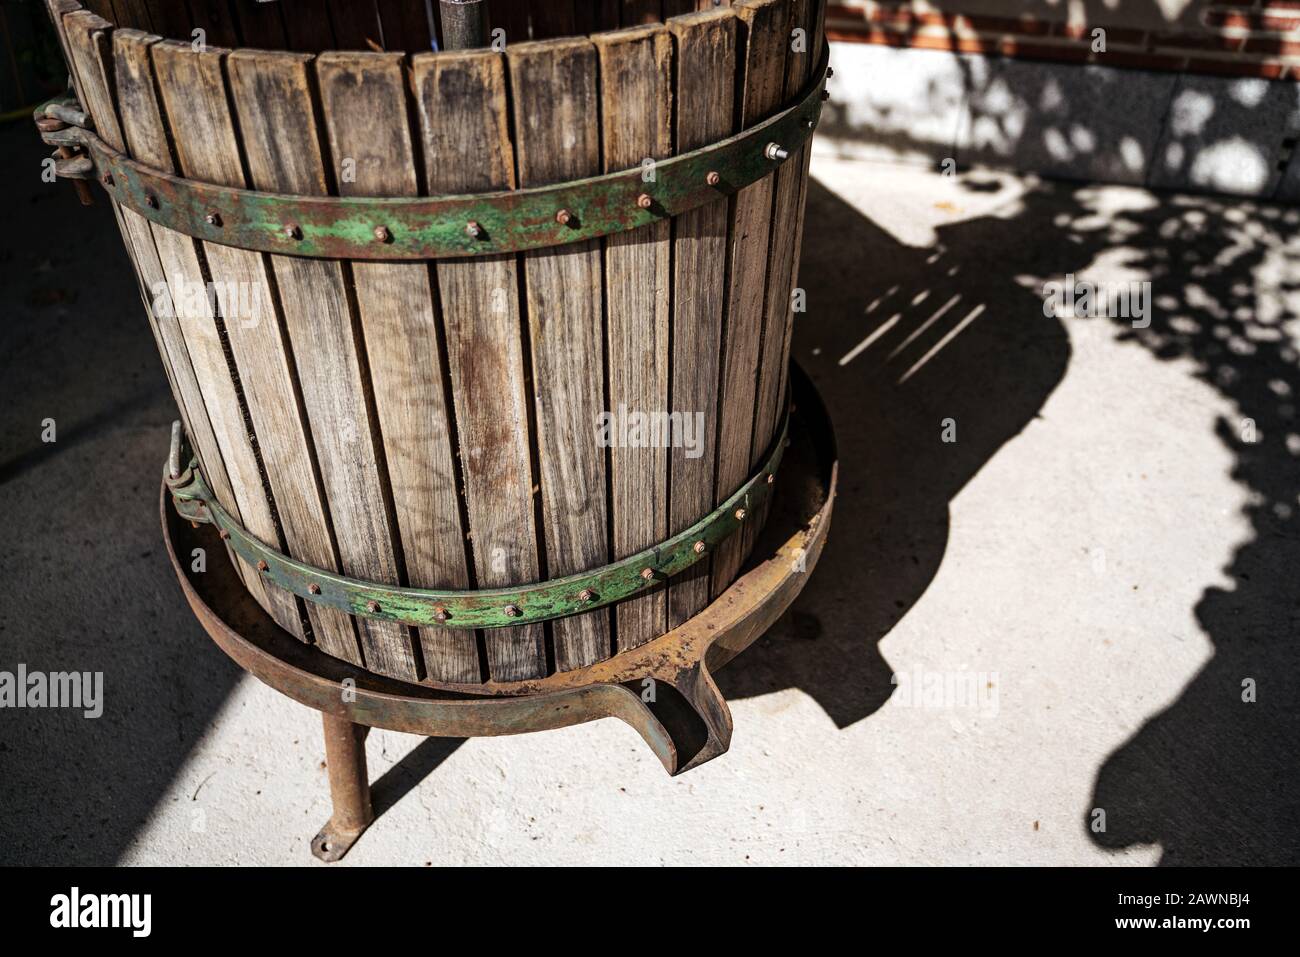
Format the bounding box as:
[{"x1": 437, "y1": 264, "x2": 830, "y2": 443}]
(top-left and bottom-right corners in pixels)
[
  {"x1": 33, "y1": 88, "x2": 95, "y2": 203},
  {"x1": 167, "y1": 405, "x2": 789, "y2": 631},
  {"x1": 47, "y1": 49, "x2": 829, "y2": 259}
]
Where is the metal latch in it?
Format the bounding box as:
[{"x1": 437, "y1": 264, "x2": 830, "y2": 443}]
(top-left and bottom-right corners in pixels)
[{"x1": 33, "y1": 83, "x2": 95, "y2": 205}]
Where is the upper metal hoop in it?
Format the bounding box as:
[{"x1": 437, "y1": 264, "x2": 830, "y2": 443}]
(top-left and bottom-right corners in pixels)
[{"x1": 38, "y1": 49, "x2": 828, "y2": 260}]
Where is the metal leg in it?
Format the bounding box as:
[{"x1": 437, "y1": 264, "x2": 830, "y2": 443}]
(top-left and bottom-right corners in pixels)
[{"x1": 310, "y1": 713, "x2": 373, "y2": 862}]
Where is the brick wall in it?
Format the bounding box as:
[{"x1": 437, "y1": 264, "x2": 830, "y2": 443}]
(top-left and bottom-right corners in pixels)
[{"x1": 826, "y1": 1, "x2": 1300, "y2": 80}]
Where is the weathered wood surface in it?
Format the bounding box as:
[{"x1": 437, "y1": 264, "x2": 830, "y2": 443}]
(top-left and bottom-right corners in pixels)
[
  {"x1": 412, "y1": 49, "x2": 546, "y2": 681},
  {"x1": 508, "y1": 37, "x2": 611, "y2": 671},
  {"x1": 49, "y1": 0, "x2": 816, "y2": 684},
  {"x1": 112, "y1": 27, "x2": 298, "y2": 632},
  {"x1": 152, "y1": 39, "x2": 364, "y2": 665},
  {"x1": 225, "y1": 48, "x2": 418, "y2": 679},
  {"x1": 317, "y1": 50, "x2": 477, "y2": 683},
  {"x1": 594, "y1": 24, "x2": 671, "y2": 651},
  {"x1": 710, "y1": 0, "x2": 789, "y2": 597},
  {"x1": 665, "y1": 8, "x2": 735, "y2": 628}
]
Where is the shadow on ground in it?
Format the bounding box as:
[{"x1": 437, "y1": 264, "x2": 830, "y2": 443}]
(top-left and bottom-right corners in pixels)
[{"x1": 3, "y1": 112, "x2": 1296, "y2": 864}]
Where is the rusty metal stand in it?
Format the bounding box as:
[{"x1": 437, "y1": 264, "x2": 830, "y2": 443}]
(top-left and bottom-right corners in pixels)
[
  {"x1": 311, "y1": 715, "x2": 374, "y2": 862},
  {"x1": 161, "y1": 365, "x2": 837, "y2": 861}
]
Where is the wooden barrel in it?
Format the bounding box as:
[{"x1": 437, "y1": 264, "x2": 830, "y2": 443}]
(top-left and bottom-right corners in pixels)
[{"x1": 44, "y1": 0, "x2": 825, "y2": 687}]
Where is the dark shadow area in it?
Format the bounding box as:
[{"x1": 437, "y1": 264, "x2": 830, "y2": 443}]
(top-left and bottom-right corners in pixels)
[
  {"x1": 0, "y1": 122, "x2": 245, "y2": 865},
  {"x1": 718, "y1": 170, "x2": 1300, "y2": 865},
  {"x1": 370, "y1": 736, "x2": 465, "y2": 819}
]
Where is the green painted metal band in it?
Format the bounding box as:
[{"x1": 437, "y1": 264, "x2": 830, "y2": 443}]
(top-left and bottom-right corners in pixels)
[
  {"x1": 64, "y1": 49, "x2": 826, "y2": 260},
  {"x1": 168, "y1": 408, "x2": 789, "y2": 631}
]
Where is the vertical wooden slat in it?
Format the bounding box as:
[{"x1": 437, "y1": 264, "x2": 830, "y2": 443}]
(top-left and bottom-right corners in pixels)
[
  {"x1": 282, "y1": 0, "x2": 336, "y2": 52},
  {"x1": 594, "y1": 24, "x2": 671, "y2": 651},
  {"x1": 508, "y1": 37, "x2": 611, "y2": 671},
  {"x1": 778, "y1": 0, "x2": 824, "y2": 408},
  {"x1": 317, "y1": 51, "x2": 477, "y2": 683},
  {"x1": 709, "y1": 0, "x2": 787, "y2": 597},
  {"x1": 112, "y1": 27, "x2": 302, "y2": 632},
  {"x1": 529, "y1": 0, "x2": 574, "y2": 40},
  {"x1": 224, "y1": 48, "x2": 419, "y2": 680},
  {"x1": 751, "y1": 0, "x2": 811, "y2": 471},
  {"x1": 412, "y1": 49, "x2": 546, "y2": 681},
  {"x1": 140, "y1": 0, "x2": 189, "y2": 38},
  {"x1": 111, "y1": 0, "x2": 152, "y2": 30},
  {"x1": 664, "y1": 8, "x2": 734, "y2": 628},
  {"x1": 186, "y1": 0, "x2": 240, "y2": 46},
  {"x1": 151, "y1": 39, "x2": 363, "y2": 666},
  {"x1": 576, "y1": 1, "x2": 620, "y2": 34},
  {"x1": 376, "y1": 0, "x2": 432, "y2": 50},
  {"x1": 487, "y1": 1, "x2": 529, "y2": 44},
  {"x1": 327, "y1": 0, "x2": 380, "y2": 49},
  {"x1": 232, "y1": 0, "x2": 285, "y2": 47},
  {"x1": 620, "y1": 0, "x2": 659, "y2": 27}
]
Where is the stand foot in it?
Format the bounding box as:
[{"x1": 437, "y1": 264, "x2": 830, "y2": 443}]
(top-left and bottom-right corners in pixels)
[{"x1": 311, "y1": 713, "x2": 373, "y2": 863}]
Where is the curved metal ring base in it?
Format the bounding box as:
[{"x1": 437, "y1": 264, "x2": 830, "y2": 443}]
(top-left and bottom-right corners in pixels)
[{"x1": 162, "y1": 365, "x2": 837, "y2": 780}]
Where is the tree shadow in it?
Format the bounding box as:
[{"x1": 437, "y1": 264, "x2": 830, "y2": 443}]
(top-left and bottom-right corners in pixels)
[{"x1": 719, "y1": 170, "x2": 1300, "y2": 866}]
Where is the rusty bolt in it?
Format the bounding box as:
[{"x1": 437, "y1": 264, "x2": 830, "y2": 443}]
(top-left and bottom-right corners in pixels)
[
  {"x1": 284, "y1": 223, "x2": 302, "y2": 240},
  {"x1": 308, "y1": 583, "x2": 321, "y2": 595},
  {"x1": 822, "y1": 89, "x2": 831, "y2": 102},
  {"x1": 640, "y1": 567, "x2": 655, "y2": 581},
  {"x1": 504, "y1": 603, "x2": 523, "y2": 618},
  {"x1": 693, "y1": 540, "x2": 706, "y2": 555},
  {"x1": 735, "y1": 507, "x2": 747, "y2": 521},
  {"x1": 555, "y1": 208, "x2": 573, "y2": 226},
  {"x1": 366, "y1": 600, "x2": 380, "y2": 614},
  {"x1": 465, "y1": 221, "x2": 482, "y2": 239},
  {"x1": 636, "y1": 193, "x2": 653, "y2": 209},
  {"x1": 145, "y1": 193, "x2": 159, "y2": 209},
  {"x1": 257, "y1": 560, "x2": 269, "y2": 572},
  {"x1": 827, "y1": 66, "x2": 835, "y2": 78},
  {"x1": 706, "y1": 170, "x2": 721, "y2": 186},
  {"x1": 764, "y1": 142, "x2": 790, "y2": 162},
  {"x1": 373, "y1": 225, "x2": 391, "y2": 243},
  {"x1": 101, "y1": 172, "x2": 114, "y2": 188},
  {"x1": 578, "y1": 588, "x2": 596, "y2": 604},
  {"x1": 205, "y1": 211, "x2": 222, "y2": 227},
  {"x1": 433, "y1": 606, "x2": 450, "y2": 623}
]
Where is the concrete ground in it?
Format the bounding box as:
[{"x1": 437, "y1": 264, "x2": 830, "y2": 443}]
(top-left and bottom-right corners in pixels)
[{"x1": 2, "y1": 121, "x2": 1297, "y2": 866}]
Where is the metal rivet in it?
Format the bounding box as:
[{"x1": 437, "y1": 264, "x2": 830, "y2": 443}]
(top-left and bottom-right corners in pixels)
[
  {"x1": 367, "y1": 600, "x2": 380, "y2": 614},
  {"x1": 257, "y1": 560, "x2": 269, "y2": 572},
  {"x1": 504, "y1": 603, "x2": 522, "y2": 618},
  {"x1": 219, "y1": 529, "x2": 230, "y2": 540},
  {"x1": 578, "y1": 588, "x2": 596, "y2": 603},
  {"x1": 465, "y1": 220, "x2": 482, "y2": 238},
  {"x1": 693, "y1": 541, "x2": 706, "y2": 555},
  {"x1": 145, "y1": 193, "x2": 159, "y2": 208},
  {"x1": 205, "y1": 211, "x2": 222, "y2": 227},
  {"x1": 284, "y1": 223, "x2": 302, "y2": 240},
  {"x1": 101, "y1": 172, "x2": 114, "y2": 188},
  {"x1": 764, "y1": 142, "x2": 790, "y2": 162},
  {"x1": 640, "y1": 567, "x2": 655, "y2": 581},
  {"x1": 373, "y1": 225, "x2": 391, "y2": 243},
  {"x1": 767, "y1": 473, "x2": 775, "y2": 484},
  {"x1": 308, "y1": 583, "x2": 321, "y2": 595},
  {"x1": 805, "y1": 117, "x2": 815, "y2": 129},
  {"x1": 735, "y1": 507, "x2": 747, "y2": 521},
  {"x1": 555, "y1": 208, "x2": 573, "y2": 226},
  {"x1": 636, "y1": 193, "x2": 653, "y2": 209},
  {"x1": 706, "y1": 170, "x2": 721, "y2": 186},
  {"x1": 433, "y1": 606, "x2": 450, "y2": 622}
]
